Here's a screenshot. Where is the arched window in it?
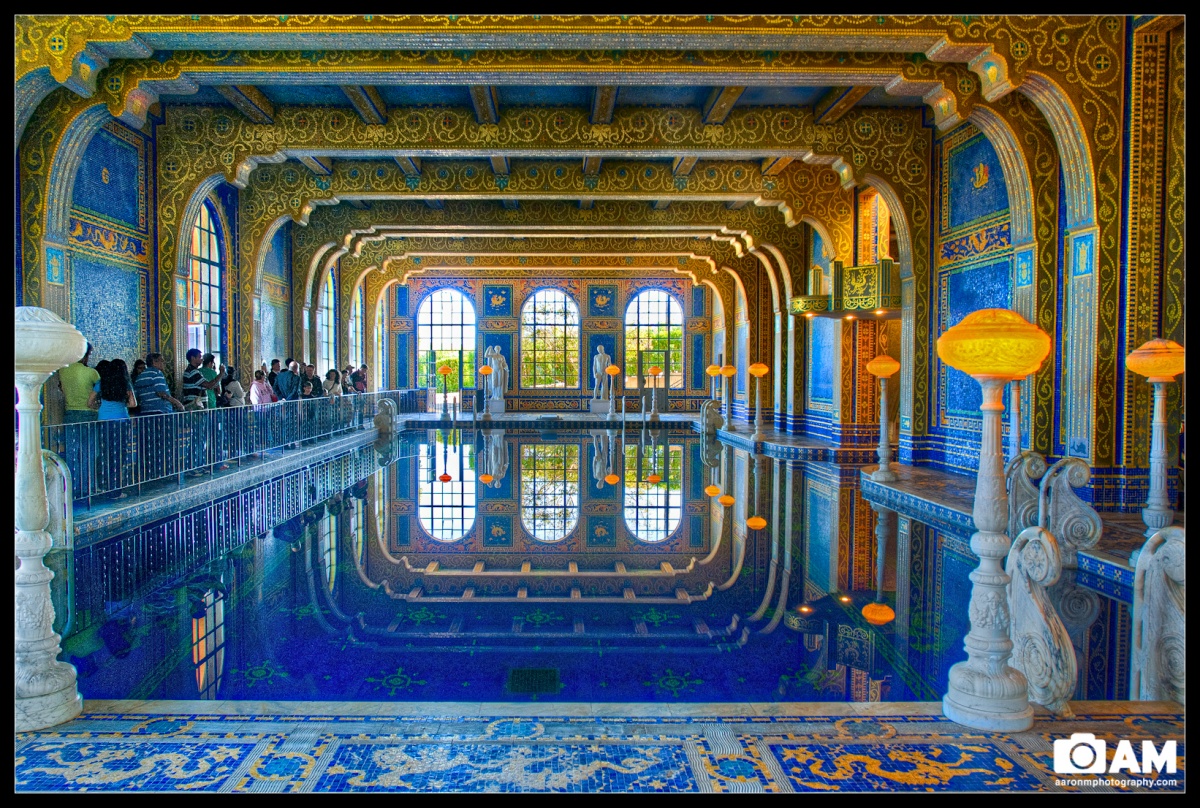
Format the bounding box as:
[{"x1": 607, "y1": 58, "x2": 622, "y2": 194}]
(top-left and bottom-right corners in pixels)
[
  {"x1": 417, "y1": 431, "x2": 477, "y2": 541},
  {"x1": 520, "y1": 289, "x2": 580, "y2": 388},
  {"x1": 186, "y1": 201, "x2": 225, "y2": 365},
  {"x1": 623, "y1": 443, "x2": 683, "y2": 542},
  {"x1": 348, "y1": 284, "x2": 364, "y2": 369},
  {"x1": 520, "y1": 444, "x2": 579, "y2": 541},
  {"x1": 417, "y1": 289, "x2": 476, "y2": 409},
  {"x1": 373, "y1": 293, "x2": 385, "y2": 390},
  {"x1": 624, "y1": 289, "x2": 683, "y2": 389},
  {"x1": 318, "y1": 270, "x2": 336, "y2": 375}
]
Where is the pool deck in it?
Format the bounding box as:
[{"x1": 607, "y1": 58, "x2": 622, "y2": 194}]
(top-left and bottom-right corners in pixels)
[{"x1": 16, "y1": 699, "x2": 1185, "y2": 792}]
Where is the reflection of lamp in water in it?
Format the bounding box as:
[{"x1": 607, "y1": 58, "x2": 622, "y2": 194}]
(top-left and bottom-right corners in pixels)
[
  {"x1": 719, "y1": 364, "x2": 736, "y2": 430},
  {"x1": 862, "y1": 508, "x2": 896, "y2": 627},
  {"x1": 748, "y1": 362, "x2": 769, "y2": 442},
  {"x1": 604, "y1": 473, "x2": 619, "y2": 485},
  {"x1": 937, "y1": 308, "x2": 1049, "y2": 732},
  {"x1": 718, "y1": 494, "x2": 735, "y2": 508},
  {"x1": 605, "y1": 364, "x2": 620, "y2": 421},
  {"x1": 1125, "y1": 338, "x2": 1185, "y2": 538},
  {"x1": 647, "y1": 365, "x2": 663, "y2": 419},
  {"x1": 746, "y1": 515, "x2": 767, "y2": 531},
  {"x1": 704, "y1": 483, "x2": 722, "y2": 497},
  {"x1": 478, "y1": 364, "x2": 493, "y2": 422},
  {"x1": 437, "y1": 364, "x2": 453, "y2": 419}
]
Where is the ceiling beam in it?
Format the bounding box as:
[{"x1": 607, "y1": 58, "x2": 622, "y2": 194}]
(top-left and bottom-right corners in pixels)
[
  {"x1": 468, "y1": 85, "x2": 500, "y2": 124},
  {"x1": 813, "y1": 86, "x2": 872, "y2": 124},
  {"x1": 652, "y1": 200, "x2": 671, "y2": 210},
  {"x1": 346, "y1": 199, "x2": 370, "y2": 210},
  {"x1": 578, "y1": 199, "x2": 594, "y2": 210},
  {"x1": 213, "y1": 84, "x2": 275, "y2": 124},
  {"x1": 590, "y1": 86, "x2": 618, "y2": 124},
  {"x1": 761, "y1": 157, "x2": 794, "y2": 175},
  {"x1": 426, "y1": 199, "x2": 444, "y2": 209},
  {"x1": 702, "y1": 86, "x2": 745, "y2": 124},
  {"x1": 725, "y1": 199, "x2": 750, "y2": 210},
  {"x1": 340, "y1": 85, "x2": 388, "y2": 125},
  {"x1": 297, "y1": 155, "x2": 333, "y2": 176},
  {"x1": 672, "y1": 156, "x2": 699, "y2": 176},
  {"x1": 502, "y1": 199, "x2": 519, "y2": 210},
  {"x1": 490, "y1": 155, "x2": 510, "y2": 175},
  {"x1": 582, "y1": 156, "x2": 602, "y2": 175},
  {"x1": 393, "y1": 156, "x2": 422, "y2": 177}
]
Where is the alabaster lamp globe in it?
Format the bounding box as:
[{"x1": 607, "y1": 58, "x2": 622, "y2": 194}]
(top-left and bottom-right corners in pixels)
[
  {"x1": 936, "y1": 308, "x2": 1051, "y2": 379},
  {"x1": 438, "y1": 365, "x2": 453, "y2": 376},
  {"x1": 606, "y1": 364, "x2": 621, "y2": 377},
  {"x1": 719, "y1": 365, "x2": 736, "y2": 378},
  {"x1": 862, "y1": 602, "x2": 895, "y2": 626},
  {"x1": 647, "y1": 473, "x2": 663, "y2": 484},
  {"x1": 748, "y1": 363, "x2": 769, "y2": 378},
  {"x1": 438, "y1": 473, "x2": 452, "y2": 483},
  {"x1": 746, "y1": 516, "x2": 767, "y2": 530},
  {"x1": 866, "y1": 354, "x2": 901, "y2": 378},
  {"x1": 1126, "y1": 338, "x2": 1185, "y2": 381},
  {"x1": 478, "y1": 473, "x2": 494, "y2": 484},
  {"x1": 704, "y1": 484, "x2": 722, "y2": 497},
  {"x1": 718, "y1": 494, "x2": 735, "y2": 507},
  {"x1": 705, "y1": 364, "x2": 721, "y2": 378},
  {"x1": 478, "y1": 365, "x2": 493, "y2": 377},
  {"x1": 648, "y1": 365, "x2": 662, "y2": 377}
]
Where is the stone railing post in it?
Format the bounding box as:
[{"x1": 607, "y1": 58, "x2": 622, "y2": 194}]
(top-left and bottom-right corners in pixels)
[{"x1": 14, "y1": 307, "x2": 85, "y2": 731}]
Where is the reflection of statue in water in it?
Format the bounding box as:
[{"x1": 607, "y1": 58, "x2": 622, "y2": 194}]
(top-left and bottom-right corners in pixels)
[
  {"x1": 592, "y1": 344, "x2": 611, "y2": 400},
  {"x1": 486, "y1": 430, "x2": 509, "y2": 487},
  {"x1": 488, "y1": 346, "x2": 509, "y2": 401},
  {"x1": 592, "y1": 432, "x2": 607, "y2": 489}
]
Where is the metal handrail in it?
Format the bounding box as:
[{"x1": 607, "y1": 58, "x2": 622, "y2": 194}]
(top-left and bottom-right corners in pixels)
[{"x1": 36, "y1": 388, "x2": 421, "y2": 502}]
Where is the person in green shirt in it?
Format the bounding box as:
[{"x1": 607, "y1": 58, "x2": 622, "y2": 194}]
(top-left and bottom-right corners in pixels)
[
  {"x1": 56, "y1": 342, "x2": 100, "y2": 423},
  {"x1": 200, "y1": 354, "x2": 221, "y2": 410}
]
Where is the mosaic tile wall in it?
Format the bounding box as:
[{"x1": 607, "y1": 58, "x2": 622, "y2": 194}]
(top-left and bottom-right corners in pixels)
[{"x1": 259, "y1": 222, "x2": 291, "y2": 367}]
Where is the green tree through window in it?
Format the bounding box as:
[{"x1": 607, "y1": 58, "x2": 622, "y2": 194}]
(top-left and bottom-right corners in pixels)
[{"x1": 520, "y1": 289, "x2": 580, "y2": 388}]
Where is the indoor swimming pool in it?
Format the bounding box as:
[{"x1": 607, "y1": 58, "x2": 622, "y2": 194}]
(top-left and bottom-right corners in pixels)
[{"x1": 59, "y1": 428, "x2": 1134, "y2": 706}]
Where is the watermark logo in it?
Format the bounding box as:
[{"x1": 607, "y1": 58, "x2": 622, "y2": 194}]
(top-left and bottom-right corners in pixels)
[{"x1": 1052, "y1": 733, "x2": 1178, "y2": 788}]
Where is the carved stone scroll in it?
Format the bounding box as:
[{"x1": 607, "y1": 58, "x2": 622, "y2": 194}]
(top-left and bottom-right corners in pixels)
[
  {"x1": 1037, "y1": 457, "x2": 1102, "y2": 568},
  {"x1": 1005, "y1": 450, "x2": 1046, "y2": 545},
  {"x1": 1006, "y1": 525, "x2": 1078, "y2": 718},
  {"x1": 1131, "y1": 526, "x2": 1186, "y2": 705}
]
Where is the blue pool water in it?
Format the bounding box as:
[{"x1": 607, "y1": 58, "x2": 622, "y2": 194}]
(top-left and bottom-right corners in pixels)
[{"x1": 61, "y1": 428, "x2": 1131, "y2": 704}]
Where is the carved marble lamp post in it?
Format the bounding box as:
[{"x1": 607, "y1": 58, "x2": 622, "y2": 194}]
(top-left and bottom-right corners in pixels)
[
  {"x1": 936, "y1": 308, "x2": 1050, "y2": 732},
  {"x1": 719, "y1": 364, "x2": 736, "y2": 430},
  {"x1": 478, "y1": 364, "x2": 493, "y2": 423},
  {"x1": 866, "y1": 354, "x2": 901, "y2": 482},
  {"x1": 605, "y1": 364, "x2": 620, "y2": 422},
  {"x1": 706, "y1": 363, "x2": 721, "y2": 401},
  {"x1": 749, "y1": 362, "x2": 769, "y2": 442},
  {"x1": 14, "y1": 307, "x2": 85, "y2": 731},
  {"x1": 1126, "y1": 339, "x2": 1186, "y2": 538},
  {"x1": 862, "y1": 506, "x2": 896, "y2": 626},
  {"x1": 437, "y1": 364, "x2": 452, "y2": 419},
  {"x1": 647, "y1": 365, "x2": 662, "y2": 420}
]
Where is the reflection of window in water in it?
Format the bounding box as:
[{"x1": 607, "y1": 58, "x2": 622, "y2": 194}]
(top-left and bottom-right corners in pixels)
[
  {"x1": 371, "y1": 468, "x2": 386, "y2": 557},
  {"x1": 192, "y1": 587, "x2": 224, "y2": 700},
  {"x1": 350, "y1": 494, "x2": 365, "y2": 566},
  {"x1": 418, "y1": 436, "x2": 476, "y2": 541},
  {"x1": 318, "y1": 507, "x2": 337, "y2": 595},
  {"x1": 520, "y1": 444, "x2": 580, "y2": 541},
  {"x1": 623, "y1": 444, "x2": 683, "y2": 542}
]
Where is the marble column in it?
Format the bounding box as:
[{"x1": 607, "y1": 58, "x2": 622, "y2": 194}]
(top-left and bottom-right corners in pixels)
[{"x1": 15, "y1": 307, "x2": 86, "y2": 731}]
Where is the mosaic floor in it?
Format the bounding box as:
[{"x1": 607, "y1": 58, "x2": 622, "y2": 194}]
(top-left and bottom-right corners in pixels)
[{"x1": 15, "y1": 701, "x2": 1184, "y2": 792}]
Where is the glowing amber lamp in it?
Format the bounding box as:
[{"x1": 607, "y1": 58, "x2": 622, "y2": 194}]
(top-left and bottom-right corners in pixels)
[
  {"x1": 839, "y1": 595, "x2": 851, "y2": 603},
  {"x1": 718, "y1": 494, "x2": 735, "y2": 507},
  {"x1": 798, "y1": 605, "x2": 813, "y2": 614},
  {"x1": 935, "y1": 308, "x2": 1050, "y2": 379},
  {"x1": 438, "y1": 473, "x2": 452, "y2": 483},
  {"x1": 705, "y1": 364, "x2": 721, "y2": 378},
  {"x1": 604, "y1": 473, "x2": 620, "y2": 485},
  {"x1": 648, "y1": 365, "x2": 662, "y2": 377},
  {"x1": 478, "y1": 365, "x2": 493, "y2": 376},
  {"x1": 866, "y1": 354, "x2": 900, "y2": 378},
  {"x1": 746, "y1": 516, "x2": 767, "y2": 530},
  {"x1": 704, "y1": 484, "x2": 722, "y2": 497},
  {"x1": 605, "y1": 364, "x2": 621, "y2": 376},
  {"x1": 1126, "y1": 338, "x2": 1185, "y2": 381},
  {"x1": 748, "y1": 362, "x2": 769, "y2": 378},
  {"x1": 437, "y1": 365, "x2": 453, "y2": 376},
  {"x1": 478, "y1": 473, "x2": 494, "y2": 484},
  {"x1": 719, "y1": 365, "x2": 736, "y2": 378},
  {"x1": 647, "y1": 473, "x2": 662, "y2": 484},
  {"x1": 862, "y1": 602, "x2": 896, "y2": 626}
]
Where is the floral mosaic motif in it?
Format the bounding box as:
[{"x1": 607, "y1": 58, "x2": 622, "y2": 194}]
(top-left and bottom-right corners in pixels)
[
  {"x1": 16, "y1": 740, "x2": 252, "y2": 791},
  {"x1": 227, "y1": 659, "x2": 289, "y2": 688},
  {"x1": 392, "y1": 605, "x2": 446, "y2": 626},
  {"x1": 633, "y1": 607, "x2": 679, "y2": 627},
  {"x1": 644, "y1": 669, "x2": 702, "y2": 698},
  {"x1": 365, "y1": 666, "x2": 429, "y2": 697},
  {"x1": 519, "y1": 607, "x2": 563, "y2": 627}
]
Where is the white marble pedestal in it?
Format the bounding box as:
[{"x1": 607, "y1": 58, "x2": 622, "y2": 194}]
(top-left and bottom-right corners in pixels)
[
  {"x1": 589, "y1": 400, "x2": 610, "y2": 414},
  {"x1": 486, "y1": 399, "x2": 506, "y2": 414}
]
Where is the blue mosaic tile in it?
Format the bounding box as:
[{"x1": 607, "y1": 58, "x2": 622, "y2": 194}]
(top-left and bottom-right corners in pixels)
[{"x1": 15, "y1": 738, "x2": 258, "y2": 791}]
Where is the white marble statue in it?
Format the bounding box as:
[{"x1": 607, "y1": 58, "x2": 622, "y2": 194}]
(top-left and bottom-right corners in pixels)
[
  {"x1": 1131, "y1": 525, "x2": 1185, "y2": 705},
  {"x1": 488, "y1": 346, "x2": 509, "y2": 402},
  {"x1": 592, "y1": 344, "x2": 611, "y2": 400}
]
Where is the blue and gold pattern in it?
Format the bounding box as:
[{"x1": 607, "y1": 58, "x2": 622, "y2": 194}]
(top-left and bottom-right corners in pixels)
[
  {"x1": 15, "y1": 710, "x2": 1184, "y2": 793},
  {"x1": 483, "y1": 284, "x2": 512, "y2": 317}
]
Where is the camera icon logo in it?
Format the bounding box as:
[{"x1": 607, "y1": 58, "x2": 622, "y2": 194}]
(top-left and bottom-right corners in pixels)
[{"x1": 1053, "y1": 733, "x2": 1107, "y2": 773}]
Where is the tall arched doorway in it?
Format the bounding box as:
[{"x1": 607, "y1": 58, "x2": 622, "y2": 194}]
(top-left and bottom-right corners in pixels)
[{"x1": 416, "y1": 288, "x2": 477, "y2": 411}]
